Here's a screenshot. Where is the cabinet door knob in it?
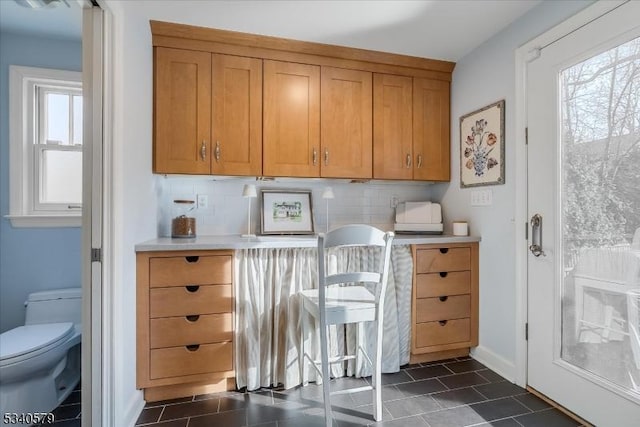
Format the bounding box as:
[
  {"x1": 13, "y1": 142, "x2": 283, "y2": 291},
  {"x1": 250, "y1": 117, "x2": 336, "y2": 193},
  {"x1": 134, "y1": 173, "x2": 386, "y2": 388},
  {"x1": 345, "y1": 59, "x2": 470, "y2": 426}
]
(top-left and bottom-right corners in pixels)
[
  {"x1": 406, "y1": 154, "x2": 412, "y2": 168},
  {"x1": 186, "y1": 315, "x2": 200, "y2": 322},
  {"x1": 439, "y1": 296, "x2": 448, "y2": 302},
  {"x1": 417, "y1": 154, "x2": 423, "y2": 168},
  {"x1": 185, "y1": 285, "x2": 200, "y2": 293},
  {"x1": 439, "y1": 272, "x2": 448, "y2": 278},
  {"x1": 185, "y1": 344, "x2": 200, "y2": 352},
  {"x1": 312, "y1": 148, "x2": 317, "y2": 166},
  {"x1": 215, "y1": 141, "x2": 221, "y2": 162},
  {"x1": 438, "y1": 320, "x2": 448, "y2": 326},
  {"x1": 200, "y1": 141, "x2": 207, "y2": 161},
  {"x1": 324, "y1": 148, "x2": 329, "y2": 166}
]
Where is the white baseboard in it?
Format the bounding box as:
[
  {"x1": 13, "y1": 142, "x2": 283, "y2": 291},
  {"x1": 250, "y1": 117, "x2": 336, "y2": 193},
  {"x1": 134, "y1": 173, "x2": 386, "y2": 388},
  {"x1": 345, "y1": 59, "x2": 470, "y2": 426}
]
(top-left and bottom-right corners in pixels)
[
  {"x1": 470, "y1": 345, "x2": 516, "y2": 383},
  {"x1": 122, "y1": 389, "x2": 145, "y2": 427}
]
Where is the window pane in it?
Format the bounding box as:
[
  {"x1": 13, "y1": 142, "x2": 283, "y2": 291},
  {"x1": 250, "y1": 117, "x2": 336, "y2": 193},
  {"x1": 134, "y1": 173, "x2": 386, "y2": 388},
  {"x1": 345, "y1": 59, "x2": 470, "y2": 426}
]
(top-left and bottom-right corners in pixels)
[
  {"x1": 561, "y1": 37, "x2": 640, "y2": 393},
  {"x1": 41, "y1": 149, "x2": 82, "y2": 204},
  {"x1": 73, "y1": 95, "x2": 83, "y2": 145},
  {"x1": 46, "y1": 93, "x2": 70, "y2": 145}
]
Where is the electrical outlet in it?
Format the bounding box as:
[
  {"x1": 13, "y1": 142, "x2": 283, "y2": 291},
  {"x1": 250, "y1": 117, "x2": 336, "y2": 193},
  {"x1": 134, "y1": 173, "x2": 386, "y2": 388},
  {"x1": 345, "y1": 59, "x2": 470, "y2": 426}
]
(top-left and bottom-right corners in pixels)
[
  {"x1": 390, "y1": 196, "x2": 399, "y2": 208},
  {"x1": 197, "y1": 194, "x2": 208, "y2": 209}
]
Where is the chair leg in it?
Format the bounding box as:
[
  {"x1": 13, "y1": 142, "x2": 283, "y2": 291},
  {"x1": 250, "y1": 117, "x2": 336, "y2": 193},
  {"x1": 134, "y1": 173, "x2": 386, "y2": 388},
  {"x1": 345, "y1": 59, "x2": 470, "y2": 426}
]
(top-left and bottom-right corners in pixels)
[
  {"x1": 320, "y1": 323, "x2": 332, "y2": 427},
  {"x1": 372, "y1": 320, "x2": 383, "y2": 421},
  {"x1": 300, "y1": 302, "x2": 308, "y2": 386},
  {"x1": 356, "y1": 322, "x2": 363, "y2": 376}
]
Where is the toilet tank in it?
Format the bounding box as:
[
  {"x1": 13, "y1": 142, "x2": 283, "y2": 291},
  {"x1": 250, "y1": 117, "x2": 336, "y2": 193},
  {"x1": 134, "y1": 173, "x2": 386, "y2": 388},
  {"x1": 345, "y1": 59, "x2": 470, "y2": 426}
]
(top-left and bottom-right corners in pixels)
[{"x1": 25, "y1": 288, "x2": 82, "y2": 329}]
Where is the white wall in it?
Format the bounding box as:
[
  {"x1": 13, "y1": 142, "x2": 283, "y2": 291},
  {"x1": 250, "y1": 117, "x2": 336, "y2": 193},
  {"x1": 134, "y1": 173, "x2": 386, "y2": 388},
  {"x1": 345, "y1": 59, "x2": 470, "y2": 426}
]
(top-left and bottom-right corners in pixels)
[
  {"x1": 158, "y1": 177, "x2": 432, "y2": 236},
  {"x1": 431, "y1": 0, "x2": 594, "y2": 377},
  {"x1": 106, "y1": 0, "x2": 597, "y2": 423}
]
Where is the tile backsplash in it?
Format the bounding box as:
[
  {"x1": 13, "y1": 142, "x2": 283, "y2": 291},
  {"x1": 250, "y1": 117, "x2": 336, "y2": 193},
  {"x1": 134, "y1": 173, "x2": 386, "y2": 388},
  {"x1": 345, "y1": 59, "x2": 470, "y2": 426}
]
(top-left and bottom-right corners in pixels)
[{"x1": 156, "y1": 176, "x2": 434, "y2": 237}]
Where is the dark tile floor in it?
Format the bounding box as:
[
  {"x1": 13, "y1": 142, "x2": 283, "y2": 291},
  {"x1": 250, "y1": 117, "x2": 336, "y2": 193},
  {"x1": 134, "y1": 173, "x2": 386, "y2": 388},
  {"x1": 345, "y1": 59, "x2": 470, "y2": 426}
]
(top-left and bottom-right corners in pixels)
[
  {"x1": 35, "y1": 382, "x2": 81, "y2": 426},
  {"x1": 135, "y1": 357, "x2": 585, "y2": 427}
]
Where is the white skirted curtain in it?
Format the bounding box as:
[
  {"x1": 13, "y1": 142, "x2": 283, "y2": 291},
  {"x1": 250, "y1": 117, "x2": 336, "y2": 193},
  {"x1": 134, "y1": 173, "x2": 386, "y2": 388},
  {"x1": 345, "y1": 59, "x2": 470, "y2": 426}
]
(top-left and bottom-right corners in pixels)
[{"x1": 235, "y1": 245, "x2": 413, "y2": 391}]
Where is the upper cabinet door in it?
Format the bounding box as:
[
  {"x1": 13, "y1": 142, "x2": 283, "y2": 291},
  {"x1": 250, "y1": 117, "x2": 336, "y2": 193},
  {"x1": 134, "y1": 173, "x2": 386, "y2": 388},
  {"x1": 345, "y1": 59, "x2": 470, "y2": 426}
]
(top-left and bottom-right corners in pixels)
[
  {"x1": 263, "y1": 60, "x2": 320, "y2": 177},
  {"x1": 413, "y1": 78, "x2": 450, "y2": 181},
  {"x1": 154, "y1": 47, "x2": 211, "y2": 174},
  {"x1": 212, "y1": 54, "x2": 263, "y2": 176},
  {"x1": 373, "y1": 74, "x2": 413, "y2": 180},
  {"x1": 321, "y1": 67, "x2": 373, "y2": 179}
]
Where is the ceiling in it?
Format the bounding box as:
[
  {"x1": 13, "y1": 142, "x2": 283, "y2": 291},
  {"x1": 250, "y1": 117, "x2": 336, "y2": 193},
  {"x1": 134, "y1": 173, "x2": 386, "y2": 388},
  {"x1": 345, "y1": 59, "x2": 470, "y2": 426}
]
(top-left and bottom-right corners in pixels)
[
  {"x1": 0, "y1": 0, "x2": 543, "y2": 61},
  {"x1": 0, "y1": 0, "x2": 82, "y2": 41}
]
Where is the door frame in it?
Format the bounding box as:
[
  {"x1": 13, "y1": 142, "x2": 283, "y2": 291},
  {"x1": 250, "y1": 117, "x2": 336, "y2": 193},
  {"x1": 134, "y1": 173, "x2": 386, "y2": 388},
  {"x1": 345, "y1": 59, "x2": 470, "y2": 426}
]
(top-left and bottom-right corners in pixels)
[
  {"x1": 81, "y1": 1, "x2": 115, "y2": 425},
  {"x1": 513, "y1": 0, "x2": 629, "y2": 388}
]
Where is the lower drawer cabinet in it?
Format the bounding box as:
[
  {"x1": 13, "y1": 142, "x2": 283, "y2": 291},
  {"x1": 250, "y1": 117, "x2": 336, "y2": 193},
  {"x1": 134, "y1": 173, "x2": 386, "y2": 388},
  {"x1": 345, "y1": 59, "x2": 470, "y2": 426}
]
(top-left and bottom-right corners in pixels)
[
  {"x1": 415, "y1": 295, "x2": 470, "y2": 323},
  {"x1": 137, "y1": 249, "x2": 235, "y2": 400},
  {"x1": 411, "y1": 243, "x2": 478, "y2": 361},
  {"x1": 415, "y1": 319, "x2": 470, "y2": 348},
  {"x1": 150, "y1": 313, "x2": 233, "y2": 348},
  {"x1": 150, "y1": 342, "x2": 233, "y2": 379}
]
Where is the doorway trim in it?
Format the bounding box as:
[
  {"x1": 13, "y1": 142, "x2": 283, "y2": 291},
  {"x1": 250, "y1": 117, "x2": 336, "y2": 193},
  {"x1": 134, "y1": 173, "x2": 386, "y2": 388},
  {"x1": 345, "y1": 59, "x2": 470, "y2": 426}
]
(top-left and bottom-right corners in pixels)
[{"x1": 513, "y1": 0, "x2": 629, "y2": 389}]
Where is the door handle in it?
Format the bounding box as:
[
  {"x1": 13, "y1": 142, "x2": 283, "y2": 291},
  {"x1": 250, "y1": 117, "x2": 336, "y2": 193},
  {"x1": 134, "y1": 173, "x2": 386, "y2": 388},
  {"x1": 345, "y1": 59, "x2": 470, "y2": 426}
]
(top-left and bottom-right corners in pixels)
[
  {"x1": 324, "y1": 148, "x2": 329, "y2": 166},
  {"x1": 406, "y1": 154, "x2": 412, "y2": 168},
  {"x1": 200, "y1": 141, "x2": 206, "y2": 161},
  {"x1": 529, "y1": 214, "x2": 546, "y2": 257},
  {"x1": 312, "y1": 148, "x2": 317, "y2": 166},
  {"x1": 215, "y1": 141, "x2": 221, "y2": 162}
]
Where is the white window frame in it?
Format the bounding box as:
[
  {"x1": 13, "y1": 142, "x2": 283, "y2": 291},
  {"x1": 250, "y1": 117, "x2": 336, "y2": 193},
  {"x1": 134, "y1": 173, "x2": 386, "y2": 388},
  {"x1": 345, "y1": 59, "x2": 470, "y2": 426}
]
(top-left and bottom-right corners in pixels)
[{"x1": 7, "y1": 65, "x2": 83, "y2": 227}]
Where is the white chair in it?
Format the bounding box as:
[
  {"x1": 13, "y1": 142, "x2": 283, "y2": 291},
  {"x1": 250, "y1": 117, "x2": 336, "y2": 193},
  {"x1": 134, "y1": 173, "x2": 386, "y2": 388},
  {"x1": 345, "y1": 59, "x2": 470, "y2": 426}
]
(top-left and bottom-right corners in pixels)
[{"x1": 299, "y1": 225, "x2": 394, "y2": 426}]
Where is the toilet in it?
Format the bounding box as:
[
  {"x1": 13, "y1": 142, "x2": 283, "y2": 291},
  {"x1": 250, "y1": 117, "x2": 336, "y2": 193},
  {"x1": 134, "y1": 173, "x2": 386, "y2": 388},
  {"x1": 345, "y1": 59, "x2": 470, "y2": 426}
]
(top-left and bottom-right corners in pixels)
[{"x1": 0, "y1": 288, "x2": 82, "y2": 422}]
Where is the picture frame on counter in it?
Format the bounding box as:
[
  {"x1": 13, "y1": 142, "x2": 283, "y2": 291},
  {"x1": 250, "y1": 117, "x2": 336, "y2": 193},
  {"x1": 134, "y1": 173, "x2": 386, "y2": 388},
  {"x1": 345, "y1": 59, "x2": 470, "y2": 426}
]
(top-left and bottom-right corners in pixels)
[
  {"x1": 460, "y1": 99, "x2": 505, "y2": 188},
  {"x1": 261, "y1": 189, "x2": 315, "y2": 235}
]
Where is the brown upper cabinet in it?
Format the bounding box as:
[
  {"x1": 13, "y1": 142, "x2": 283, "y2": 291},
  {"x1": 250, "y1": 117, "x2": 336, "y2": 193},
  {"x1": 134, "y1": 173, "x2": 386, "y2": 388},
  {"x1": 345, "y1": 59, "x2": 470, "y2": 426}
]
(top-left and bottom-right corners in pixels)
[
  {"x1": 154, "y1": 48, "x2": 211, "y2": 174},
  {"x1": 151, "y1": 21, "x2": 454, "y2": 180},
  {"x1": 263, "y1": 60, "x2": 320, "y2": 177},
  {"x1": 212, "y1": 54, "x2": 263, "y2": 176},
  {"x1": 413, "y1": 78, "x2": 451, "y2": 181},
  {"x1": 373, "y1": 74, "x2": 451, "y2": 181},
  {"x1": 154, "y1": 49, "x2": 262, "y2": 175},
  {"x1": 373, "y1": 74, "x2": 413, "y2": 180},
  {"x1": 321, "y1": 67, "x2": 373, "y2": 179}
]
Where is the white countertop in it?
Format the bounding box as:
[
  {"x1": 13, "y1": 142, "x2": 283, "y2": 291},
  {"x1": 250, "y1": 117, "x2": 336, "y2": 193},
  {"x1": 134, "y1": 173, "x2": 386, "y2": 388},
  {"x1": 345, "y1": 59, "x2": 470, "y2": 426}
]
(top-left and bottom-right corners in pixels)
[{"x1": 135, "y1": 234, "x2": 480, "y2": 251}]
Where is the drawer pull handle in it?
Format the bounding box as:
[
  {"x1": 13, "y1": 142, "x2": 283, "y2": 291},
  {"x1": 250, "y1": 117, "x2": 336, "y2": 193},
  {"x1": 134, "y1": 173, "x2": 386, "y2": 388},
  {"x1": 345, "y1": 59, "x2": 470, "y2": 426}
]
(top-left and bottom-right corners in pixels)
[
  {"x1": 186, "y1": 285, "x2": 200, "y2": 293},
  {"x1": 438, "y1": 320, "x2": 448, "y2": 326},
  {"x1": 439, "y1": 272, "x2": 448, "y2": 278},
  {"x1": 186, "y1": 315, "x2": 200, "y2": 322},
  {"x1": 186, "y1": 344, "x2": 200, "y2": 352},
  {"x1": 185, "y1": 256, "x2": 200, "y2": 263},
  {"x1": 439, "y1": 296, "x2": 448, "y2": 302},
  {"x1": 439, "y1": 248, "x2": 449, "y2": 254}
]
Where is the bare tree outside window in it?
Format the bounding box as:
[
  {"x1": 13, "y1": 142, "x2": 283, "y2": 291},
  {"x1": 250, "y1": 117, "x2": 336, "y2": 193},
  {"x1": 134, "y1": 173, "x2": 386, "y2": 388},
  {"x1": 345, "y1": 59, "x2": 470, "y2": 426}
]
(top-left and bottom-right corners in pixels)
[{"x1": 562, "y1": 37, "x2": 640, "y2": 264}]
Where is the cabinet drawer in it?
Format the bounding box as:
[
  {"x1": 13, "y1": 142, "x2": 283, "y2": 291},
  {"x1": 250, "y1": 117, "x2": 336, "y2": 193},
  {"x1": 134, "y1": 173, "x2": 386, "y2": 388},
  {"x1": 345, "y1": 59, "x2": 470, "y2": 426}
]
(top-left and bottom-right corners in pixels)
[
  {"x1": 416, "y1": 272, "x2": 470, "y2": 298},
  {"x1": 149, "y1": 255, "x2": 232, "y2": 287},
  {"x1": 415, "y1": 318, "x2": 470, "y2": 348},
  {"x1": 150, "y1": 284, "x2": 232, "y2": 318},
  {"x1": 416, "y1": 295, "x2": 470, "y2": 323},
  {"x1": 416, "y1": 248, "x2": 470, "y2": 273},
  {"x1": 150, "y1": 342, "x2": 233, "y2": 379},
  {"x1": 150, "y1": 313, "x2": 233, "y2": 349}
]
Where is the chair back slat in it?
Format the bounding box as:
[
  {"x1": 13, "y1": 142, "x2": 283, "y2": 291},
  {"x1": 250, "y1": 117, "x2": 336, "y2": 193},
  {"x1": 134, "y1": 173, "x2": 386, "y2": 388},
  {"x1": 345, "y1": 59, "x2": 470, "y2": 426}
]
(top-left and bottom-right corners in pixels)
[
  {"x1": 322, "y1": 224, "x2": 387, "y2": 249},
  {"x1": 324, "y1": 272, "x2": 381, "y2": 287}
]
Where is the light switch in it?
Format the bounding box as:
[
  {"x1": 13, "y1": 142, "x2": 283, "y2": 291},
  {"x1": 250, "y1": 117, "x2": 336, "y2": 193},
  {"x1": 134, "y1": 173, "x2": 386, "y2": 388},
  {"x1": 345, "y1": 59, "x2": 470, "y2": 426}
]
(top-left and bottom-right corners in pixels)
[{"x1": 471, "y1": 189, "x2": 493, "y2": 206}]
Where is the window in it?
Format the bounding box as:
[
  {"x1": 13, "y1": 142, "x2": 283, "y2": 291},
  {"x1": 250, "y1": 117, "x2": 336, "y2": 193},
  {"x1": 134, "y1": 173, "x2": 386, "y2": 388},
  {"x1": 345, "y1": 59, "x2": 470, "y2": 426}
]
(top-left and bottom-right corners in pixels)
[{"x1": 8, "y1": 66, "x2": 83, "y2": 227}]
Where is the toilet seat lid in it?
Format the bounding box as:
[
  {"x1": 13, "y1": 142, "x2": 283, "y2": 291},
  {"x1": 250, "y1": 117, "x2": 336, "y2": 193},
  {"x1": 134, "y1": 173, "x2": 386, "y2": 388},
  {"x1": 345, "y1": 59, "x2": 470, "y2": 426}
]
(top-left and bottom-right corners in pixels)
[{"x1": 0, "y1": 322, "x2": 74, "y2": 361}]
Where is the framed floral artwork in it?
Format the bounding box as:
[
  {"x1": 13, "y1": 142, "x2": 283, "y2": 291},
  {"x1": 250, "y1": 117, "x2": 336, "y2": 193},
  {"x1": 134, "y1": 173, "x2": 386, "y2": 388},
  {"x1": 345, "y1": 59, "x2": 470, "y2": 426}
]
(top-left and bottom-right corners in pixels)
[{"x1": 460, "y1": 100, "x2": 505, "y2": 187}]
